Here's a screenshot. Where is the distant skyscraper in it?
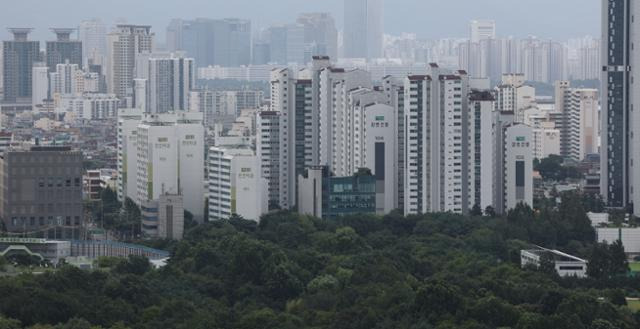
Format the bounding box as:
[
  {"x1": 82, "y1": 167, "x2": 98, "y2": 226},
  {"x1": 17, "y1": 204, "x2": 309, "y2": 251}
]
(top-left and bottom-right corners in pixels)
[
  {"x1": 265, "y1": 24, "x2": 306, "y2": 64},
  {"x1": 169, "y1": 18, "x2": 251, "y2": 67},
  {"x1": 107, "y1": 25, "x2": 154, "y2": 103},
  {"x1": 297, "y1": 13, "x2": 339, "y2": 60},
  {"x1": 343, "y1": 0, "x2": 383, "y2": 60},
  {"x1": 79, "y1": 19, "x2": 107, "y2": 66},
  {"x1": 601, "y1": 0, "x2": 635, "y2": 212},
  {"x1": 46, "y1": 28, "x2": 82, "y2": 72},
  {"x1": 3, "y1": 28, "x2": 40, "y2": 103},
  {"x1": 469, "y1": 20, "x2": 496, "y2": 43}
]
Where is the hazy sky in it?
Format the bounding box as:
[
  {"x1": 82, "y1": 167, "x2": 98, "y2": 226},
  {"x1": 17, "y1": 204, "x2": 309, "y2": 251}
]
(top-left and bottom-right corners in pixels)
[{"x1": 0, "y1": 0, "x2": 600, "y2": 42}]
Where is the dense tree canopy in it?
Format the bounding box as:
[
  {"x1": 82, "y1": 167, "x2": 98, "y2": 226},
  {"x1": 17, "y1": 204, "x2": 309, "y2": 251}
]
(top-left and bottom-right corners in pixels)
[{"x1": 0, "y1": 193, "x2": 638, "y2": 328}]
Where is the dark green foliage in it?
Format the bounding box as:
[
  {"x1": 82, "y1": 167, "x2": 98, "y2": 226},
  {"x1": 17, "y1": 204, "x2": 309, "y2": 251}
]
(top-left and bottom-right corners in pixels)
[
  {"x1": 0, "y1": 194, "x2": 638, "y2": 328},
  {"x1": 534, "y1": 155, "x2": 583, "y2": 181},
  {"x1": 587, "y1": 241, "x2": 629, "y2": 279}
]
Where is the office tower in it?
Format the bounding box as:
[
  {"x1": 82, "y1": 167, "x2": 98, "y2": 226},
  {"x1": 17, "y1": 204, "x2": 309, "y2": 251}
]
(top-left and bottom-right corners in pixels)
[
  {"x1": 494, "y1": 122, "x2": 534, "y2": 213},
  {"x1": 555, "y1": 81, "x2": 599, "y2": 160},
  {"x1": 469, "y1": 90, "x2": 495, "y2": 211},
  {"x1": 135, "y1": 53, "x2": 194, "y2": 113},
  {"x1": 79, "y1": 19, "x2": 107, "y2": 66},
  {"x1": 117, "y1": 108, "x2": 144, "y2": 203},
  {"x1": 0, "y1": 145, "x2": 84, "y2": 239},
  {"x1": 120, "y1": 111, "x2": 205, "y2": 220},
  {"x1": 170, "y1": 18, "x2": 251, "y2": 67},
  {"x1": 107, "y1": 25, "x2": 154, "y2": 103},
  {"x1": 56, "y1": 93, "x2": 120, "y2": 120},
  {"x1": 343, "y1": 0, "x2": 383, "y2": 60},
  {"x1": 165, "y1": 19, "x2": 183, "y2": 52},
  {"x1": 470, "y1": 20, "x2": 496, "y2": 43},
  {"x1": 32, "y1": 62, "x2": 49, "y2": 108},
  {"x1": 46, "y1": 28, "x2": 82, "y2": 72},
  {"x1": 494, "y1": 74, "x2": 536, "y2": 123},
  {"x1": 252, "y1": 42, "x2": 271, "y2": 65},
  {"x1": 266, "y1": 24, "x2": 306, "y2": 64},
  {"x1": 601, "y1": 0, "x2": 632, "y2": 210},
  {"x1": 297, "y1": 13, "x2": 339, "y2": 60},
  {"x1": 403, "y1": 66, "x2": 471, "y2": 215},
  {"x1": 208, "y1": 147, "x2": 268, "y2": 221},
  {"x1": 3, "y1": 28, "x2": 40, "y2": 103}
]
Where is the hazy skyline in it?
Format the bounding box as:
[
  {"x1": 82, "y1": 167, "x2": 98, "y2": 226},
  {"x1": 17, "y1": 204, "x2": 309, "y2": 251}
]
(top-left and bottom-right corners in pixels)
[{"x1": 1, "y1": 0, "x2": 599, "y2": 42}]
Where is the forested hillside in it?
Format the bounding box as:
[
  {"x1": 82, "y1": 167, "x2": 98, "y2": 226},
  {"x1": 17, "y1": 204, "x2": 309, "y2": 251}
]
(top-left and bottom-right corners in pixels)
[{"x1": 0, "y1": 193, "x2": 637, "y2": 329}]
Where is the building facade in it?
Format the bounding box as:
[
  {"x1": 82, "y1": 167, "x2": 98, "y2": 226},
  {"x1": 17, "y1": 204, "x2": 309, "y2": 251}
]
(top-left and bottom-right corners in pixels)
[
  {"x1": 107, "y1": 25, "x2": 154, "y2": 103},
  {"x1": 0, "y1": 146, "x2": 84, "y2": 239},
  {"x1": 208, "y1": 147, "x2": 268, "y2": 221},
  {"x1": 3, "y1": 28, "x2": 40, "y2": 103},
  {"x1": 343, "y1": 0, "x2": 383, "y2": 60}
]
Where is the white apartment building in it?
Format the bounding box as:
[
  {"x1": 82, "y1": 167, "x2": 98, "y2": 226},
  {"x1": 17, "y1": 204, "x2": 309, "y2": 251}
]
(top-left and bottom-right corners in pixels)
[
  {"x1": 32, "y1": 63, "x2": 49, "y2": 109},
  {"x1": 135, "y1": 112, "x2": 205, "y2": 220},
  {"x1": 495, "y1": 74, "x2": 536, "y2": 123},
  {"x1": 56, "y1": 93, "x2": 119, "y2": 120},
  {"x1": 469, "y1": 90, "x2": 495, "y2": 211},
  {"x1": 208, "y1": 147, "x2": 268, "y2": 222},
  {"x1": 404, "y1": 65, "x2": 470, "y2": 215},
  {"x1": 532, "y1": 122, "x2": 561, "y2": 160},
  {"x1": 361, "y1": 102, "x2": 398, "y2": 213},
  {"x1": 555, "y1": 81, "x2": 599, "y2": 160},
  {"x1": 256, "y1": 110, "x2": 284, "y2": 209},
  {"x1": 117, "y1": 108, "x2": 144, "y2": 203},
  {"x1": 497, "y1": 122, "x2": 534, "y2": 213},
  {"x1": 189, "y1": 89, "x2": 263, "y2": 129},
  {"x1": 49, "y1": 62, "x2": 83, "y2": 97},
  {"x1": 135, "y1": 53, "x2": 194, "y2": 113},
  {"x1": 107, "y1": 25, "x2": 154, "y2": 103},
  {"x1": 319, "y1": 67, "x2": 372, "y2": 172},
  {"x1": 256, "y1": 68, "x2": 309, "y2": 210}
]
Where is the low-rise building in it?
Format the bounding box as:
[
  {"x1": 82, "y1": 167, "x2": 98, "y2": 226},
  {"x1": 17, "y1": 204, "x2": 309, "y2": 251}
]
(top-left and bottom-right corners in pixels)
[
  {"x1": 0, "y1": 145, "x2": 84, "y2": 239},
  {"x1": 299, "y1": 167, "x2": 377, "y2": 219},
  {"x1": 521, "y1": 247, "x2": 588, "y2": 278},
  {"x1": 141, "y1": 193, "x2": 184, "y2": 240},
  {"x1": 598, "y1": 227, "x2": 640, "y2": 256}
]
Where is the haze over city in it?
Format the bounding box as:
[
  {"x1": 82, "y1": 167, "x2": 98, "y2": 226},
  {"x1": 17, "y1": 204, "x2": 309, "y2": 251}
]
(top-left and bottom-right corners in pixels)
[{"x1": 0, "y1": 0, "x2": 600, "y2": 41}]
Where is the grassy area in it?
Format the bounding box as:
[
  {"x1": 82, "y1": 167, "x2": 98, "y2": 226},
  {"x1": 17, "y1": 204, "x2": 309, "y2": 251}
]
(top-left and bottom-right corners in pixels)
[
  {"x1": 628, "y1": 300, "x2": 640, "y2": 313},
  {"x1": 630, "y1": 262, "x2": 640, "y2": 272}
]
